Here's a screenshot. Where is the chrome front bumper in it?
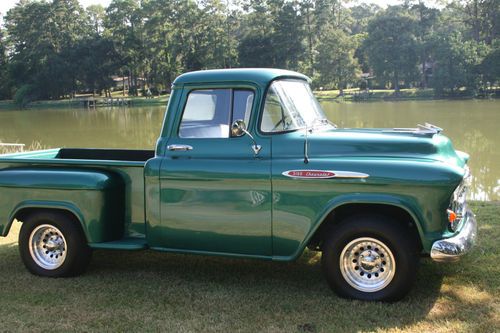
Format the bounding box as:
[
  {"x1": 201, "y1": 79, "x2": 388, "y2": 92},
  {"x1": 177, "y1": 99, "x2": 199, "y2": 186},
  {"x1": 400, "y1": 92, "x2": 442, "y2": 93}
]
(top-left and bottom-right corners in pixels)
[{"x1": 430, "y1": 209, "x2": 477, "y2": 262}]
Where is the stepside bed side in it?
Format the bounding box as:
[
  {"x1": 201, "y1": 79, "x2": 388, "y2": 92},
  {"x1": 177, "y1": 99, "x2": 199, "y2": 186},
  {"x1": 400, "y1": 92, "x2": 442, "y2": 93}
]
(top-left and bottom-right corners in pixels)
[{"x1": 0, "y1": 168, "x2": 125, "y2": 243}]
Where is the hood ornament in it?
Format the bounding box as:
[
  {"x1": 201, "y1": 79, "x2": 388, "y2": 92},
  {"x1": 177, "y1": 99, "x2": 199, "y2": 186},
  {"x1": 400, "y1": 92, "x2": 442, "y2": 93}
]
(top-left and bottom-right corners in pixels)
[{"x1": 417, "y1": 123, "x2": 443, "y2": 134}]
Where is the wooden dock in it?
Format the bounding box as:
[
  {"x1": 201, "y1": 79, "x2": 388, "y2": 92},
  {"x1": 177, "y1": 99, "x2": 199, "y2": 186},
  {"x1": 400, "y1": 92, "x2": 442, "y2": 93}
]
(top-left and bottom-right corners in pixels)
[{"x1": 76, "y1": 97, "x2": 132, "y2": 108}]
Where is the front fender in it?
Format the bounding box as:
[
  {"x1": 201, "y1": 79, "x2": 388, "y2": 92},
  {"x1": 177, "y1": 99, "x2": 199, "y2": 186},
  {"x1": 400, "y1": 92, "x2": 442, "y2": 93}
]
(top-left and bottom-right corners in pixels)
[{"x1": 272, "y1": 193, "x2": 426, "y2": 261}]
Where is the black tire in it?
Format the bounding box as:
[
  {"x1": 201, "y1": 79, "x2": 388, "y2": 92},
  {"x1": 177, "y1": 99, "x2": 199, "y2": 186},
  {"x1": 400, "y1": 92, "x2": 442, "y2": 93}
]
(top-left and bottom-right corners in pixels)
[
  {"x1": 19, "y1": 210, "x2": 92, "y2": 277},
  {"x1": 321, "y1": 214, "x2": 419, "y2": 301}
]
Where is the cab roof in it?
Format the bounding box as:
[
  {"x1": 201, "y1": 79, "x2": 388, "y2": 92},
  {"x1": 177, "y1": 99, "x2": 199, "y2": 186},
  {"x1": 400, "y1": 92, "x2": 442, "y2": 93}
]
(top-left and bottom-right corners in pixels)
[{"x1": 173, "y1": 68, "x2": 310, "y2": 87}]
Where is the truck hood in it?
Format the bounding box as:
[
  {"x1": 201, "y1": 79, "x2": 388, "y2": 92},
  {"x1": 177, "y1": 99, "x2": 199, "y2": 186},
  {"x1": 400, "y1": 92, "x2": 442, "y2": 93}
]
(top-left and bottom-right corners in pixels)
[{"x1": 305, "y1": 127, "x2": 467, "y2": 167}]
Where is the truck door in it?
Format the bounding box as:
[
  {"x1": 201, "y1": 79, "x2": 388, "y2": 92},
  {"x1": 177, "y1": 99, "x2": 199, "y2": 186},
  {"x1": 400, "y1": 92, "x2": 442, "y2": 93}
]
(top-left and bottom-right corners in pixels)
[{"x1": 153, "y1": 87, "x2": 272, "y2": 256}]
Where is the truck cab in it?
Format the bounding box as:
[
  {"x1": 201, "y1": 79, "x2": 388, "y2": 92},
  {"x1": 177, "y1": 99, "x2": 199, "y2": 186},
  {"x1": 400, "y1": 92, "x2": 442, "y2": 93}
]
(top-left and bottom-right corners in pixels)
[{"x1": 0, "y1": 69, "x2": 476, "y2": 301}]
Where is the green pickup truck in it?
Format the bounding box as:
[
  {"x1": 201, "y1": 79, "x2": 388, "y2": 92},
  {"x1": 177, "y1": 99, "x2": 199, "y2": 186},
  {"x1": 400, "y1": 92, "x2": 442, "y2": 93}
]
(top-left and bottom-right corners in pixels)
[{"x1": 0, "y1": 69, "x2": 476, "y2": 301}]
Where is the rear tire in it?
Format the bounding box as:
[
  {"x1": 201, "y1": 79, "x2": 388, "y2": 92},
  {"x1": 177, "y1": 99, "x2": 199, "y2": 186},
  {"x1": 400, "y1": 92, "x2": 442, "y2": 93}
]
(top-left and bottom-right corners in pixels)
[
  {"x1": 321, "y1": 214, "x2": 419, "y2": 301},
  {"x1": 19, "y1": 210, "x2": 92, "y2": 277}
]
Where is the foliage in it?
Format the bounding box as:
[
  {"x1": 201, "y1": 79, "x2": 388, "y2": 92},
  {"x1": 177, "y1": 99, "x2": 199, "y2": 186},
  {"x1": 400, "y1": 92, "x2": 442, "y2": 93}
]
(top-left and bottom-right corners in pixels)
[
  {"x1": 431, "y1": 32, "x2": 490, "y2": 94},
  {"x1": 5, "y1": 0, "x2": 92, "y2": 99},
  {"x1": 315, "y1": 27, "x2": 360, "y2": 89},
  {"x1": 0, "y1": 28, "x2": 10, "y2": 99},
  {"x1": 13, "y1": 84, "x2": 36, "y2": 108},
  {"x1": 238, "y1": 0, "x2": 304, "y2": 69},
  {"x1": 479, "y1": 43, "x2": 500, "y2": 85},
  {"x1": 0, "y1": 0, "x2": 498, "y2": 102},
  {"x1": 363, "y1": 8, "x2": 419, "y2": 91}
]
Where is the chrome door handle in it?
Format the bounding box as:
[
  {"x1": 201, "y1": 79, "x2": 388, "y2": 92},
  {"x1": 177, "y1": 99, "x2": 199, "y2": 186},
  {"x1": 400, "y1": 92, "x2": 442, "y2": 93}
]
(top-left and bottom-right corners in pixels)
[{"x1": 167, "y1": 144, "x2": 193, "y2": 151}]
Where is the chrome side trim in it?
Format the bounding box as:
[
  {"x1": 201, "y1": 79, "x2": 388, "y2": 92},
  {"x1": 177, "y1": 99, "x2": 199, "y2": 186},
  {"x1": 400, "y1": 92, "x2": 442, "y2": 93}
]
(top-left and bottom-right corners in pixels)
[
  {"x1": 282, "y1": 170, "x2": 369, "y2": 179},
  {"x1": 430, "y1": 209, "x2": 477, "y2": 262},
  {"x1": 332, "y1": 171, "x2": 370, "y2": 178}
]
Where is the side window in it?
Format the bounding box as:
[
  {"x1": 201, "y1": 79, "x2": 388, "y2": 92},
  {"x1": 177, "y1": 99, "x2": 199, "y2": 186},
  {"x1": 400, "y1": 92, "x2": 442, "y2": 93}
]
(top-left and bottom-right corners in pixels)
[
  {"x1": 179, "y1": 89, "x2": 231, "y2": 138},
  {"x1": 232, "y1": 90, "x2": 254, "y2": 126},
  {"x1": 179, "y1": 89, "x2": 254, "y2": 138}
]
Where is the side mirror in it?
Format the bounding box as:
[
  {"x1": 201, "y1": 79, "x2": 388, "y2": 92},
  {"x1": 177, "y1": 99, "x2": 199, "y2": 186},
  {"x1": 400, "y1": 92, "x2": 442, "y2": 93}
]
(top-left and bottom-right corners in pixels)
[
  {"x1": 231, "y1": 119, "x2": 262, "y2": 156},
  {"x1": 231, "y1": 119, "x2": 247, "y2": 137}
]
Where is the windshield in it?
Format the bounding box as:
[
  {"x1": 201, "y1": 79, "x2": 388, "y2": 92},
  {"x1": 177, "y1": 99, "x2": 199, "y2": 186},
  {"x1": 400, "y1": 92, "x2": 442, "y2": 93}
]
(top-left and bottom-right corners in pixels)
[{"x1": 260, "y1": 79, "x2": 332, "y2": 133}]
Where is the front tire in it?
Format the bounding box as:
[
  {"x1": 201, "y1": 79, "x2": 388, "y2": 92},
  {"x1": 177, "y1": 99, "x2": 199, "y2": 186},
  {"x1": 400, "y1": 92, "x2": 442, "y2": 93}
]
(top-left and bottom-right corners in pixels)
[
  {"x1": 321, "y1": 214, "x2": 419, "y2": 301},
  {"x1": 19, "y1": 210, "x2": 92, "y2": 277}
]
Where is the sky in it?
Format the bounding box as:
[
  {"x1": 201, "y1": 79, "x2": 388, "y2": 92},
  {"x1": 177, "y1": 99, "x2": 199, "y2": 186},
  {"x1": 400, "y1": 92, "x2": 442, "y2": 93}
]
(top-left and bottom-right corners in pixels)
[{"x1": 0, "y1": 0, "x2": 412, "y2": 17}]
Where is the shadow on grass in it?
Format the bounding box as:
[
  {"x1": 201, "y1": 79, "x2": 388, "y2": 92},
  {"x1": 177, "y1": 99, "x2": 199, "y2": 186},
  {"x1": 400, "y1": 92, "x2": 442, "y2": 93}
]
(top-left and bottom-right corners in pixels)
[{"x1": 0, "y1": 242, "x2": 446, "y2": 332}]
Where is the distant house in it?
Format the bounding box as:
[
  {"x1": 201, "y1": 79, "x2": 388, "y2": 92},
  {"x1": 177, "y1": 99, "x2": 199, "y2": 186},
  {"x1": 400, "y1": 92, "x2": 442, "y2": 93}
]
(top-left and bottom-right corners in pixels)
[
  {"x1": 360, "y1": 72, "x2": 374, "y2": 80},
  {"x1": 422, "y1": 61, "x2": 435, "y2": 77},
  {"x1": 112, "y1": 76, "x2": 146, "y2": 91}
]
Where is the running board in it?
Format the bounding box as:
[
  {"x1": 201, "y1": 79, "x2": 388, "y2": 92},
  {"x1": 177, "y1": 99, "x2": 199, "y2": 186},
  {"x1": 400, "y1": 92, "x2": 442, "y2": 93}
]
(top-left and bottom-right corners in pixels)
[{"x1": 89, "y1": 237, "x2": 148, "y2": 250}]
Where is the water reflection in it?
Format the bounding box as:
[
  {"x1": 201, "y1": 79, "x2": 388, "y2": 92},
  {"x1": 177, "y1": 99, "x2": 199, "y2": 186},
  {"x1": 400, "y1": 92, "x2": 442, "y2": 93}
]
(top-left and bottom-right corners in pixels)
[{"x1": 0, "y1": 99, "x2": 498, "y2": 201}]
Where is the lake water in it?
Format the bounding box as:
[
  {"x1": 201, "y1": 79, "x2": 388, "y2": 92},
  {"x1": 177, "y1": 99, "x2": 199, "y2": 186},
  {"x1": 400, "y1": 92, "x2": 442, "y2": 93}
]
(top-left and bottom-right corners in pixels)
[{"x1": 0, "y1": 99, "x2": 498, "y2": 201}]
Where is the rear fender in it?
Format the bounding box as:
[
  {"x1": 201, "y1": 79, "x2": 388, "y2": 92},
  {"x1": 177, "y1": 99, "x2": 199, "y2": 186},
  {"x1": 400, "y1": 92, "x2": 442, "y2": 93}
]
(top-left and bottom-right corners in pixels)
[
  {"x1": 6, "y1": 201, "x2": 87, "y2": 239},
  {"x1": 0, "y1": 168, "x2": 125, "y2": 242}
]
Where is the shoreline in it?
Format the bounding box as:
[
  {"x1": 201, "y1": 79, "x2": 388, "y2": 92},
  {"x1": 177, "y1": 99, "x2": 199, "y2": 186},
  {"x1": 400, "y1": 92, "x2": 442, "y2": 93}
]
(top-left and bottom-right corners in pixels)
[{"x1": 0, "y1": 89, "x2": 498, "y2": 110}]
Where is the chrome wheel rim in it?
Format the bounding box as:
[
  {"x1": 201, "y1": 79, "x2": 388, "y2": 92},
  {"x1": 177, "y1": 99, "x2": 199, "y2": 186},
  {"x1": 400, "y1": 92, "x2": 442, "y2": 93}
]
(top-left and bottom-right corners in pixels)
[
  {"x1": 339, "y1": 237, "x2": 396, "y2": 292},
  {"x1": 29, "y1": 224, "x2": 67, "y2": 270}
]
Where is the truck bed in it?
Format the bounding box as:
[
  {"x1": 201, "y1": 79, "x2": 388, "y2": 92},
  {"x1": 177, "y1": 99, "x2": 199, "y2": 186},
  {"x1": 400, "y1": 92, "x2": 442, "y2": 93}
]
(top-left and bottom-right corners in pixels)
[{"x1": 0, "y1": 148, "x2": 154, "y2": 239}]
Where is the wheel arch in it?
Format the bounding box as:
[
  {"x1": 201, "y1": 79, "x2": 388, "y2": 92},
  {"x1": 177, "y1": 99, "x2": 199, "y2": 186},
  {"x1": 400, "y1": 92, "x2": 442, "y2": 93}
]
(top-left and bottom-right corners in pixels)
[
  {"x1": 6, "y1": 201, "x2": 89, "y2": 241},
  {"x1": 275, "y1": 194, "x2": 427, "y2": 261}
]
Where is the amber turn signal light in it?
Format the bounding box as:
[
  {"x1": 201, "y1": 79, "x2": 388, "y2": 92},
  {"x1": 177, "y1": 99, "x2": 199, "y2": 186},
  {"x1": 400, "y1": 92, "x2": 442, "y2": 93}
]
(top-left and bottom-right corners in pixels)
[{"x1": 447, "y1": 209, "x2": 457, "y2": 223}]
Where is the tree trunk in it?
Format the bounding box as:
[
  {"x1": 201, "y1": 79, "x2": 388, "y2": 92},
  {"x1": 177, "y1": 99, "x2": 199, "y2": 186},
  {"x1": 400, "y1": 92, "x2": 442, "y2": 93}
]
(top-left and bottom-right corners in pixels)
[
  {"x1": 394, "y1": 71, "x2": 400, "y2": 93},
  {"x1": 305, "y1": 5, "x2": 314, "y2": 75}
]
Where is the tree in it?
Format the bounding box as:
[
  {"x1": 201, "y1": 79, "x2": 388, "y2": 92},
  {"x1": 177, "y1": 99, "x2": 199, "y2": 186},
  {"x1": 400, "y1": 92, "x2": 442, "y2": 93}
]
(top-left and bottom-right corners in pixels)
[
  {"x1": 409, "y1": 1, "x2": 439, "y2": 87},
  {"x1": 87, "y1": 4, "x2": 106, "y2": 36},
  {"x1": 75, "y1": 36, "x2": 121, "y2": 96},
  {"x1": 479, "y1": 43, "x2": 500, "y2": 86},
  {"x1": 300, "y1": 0, "x2": 315, "y2": 76},
  {"x1": 363, "y1": 8, "x2": 419, "y2": 91},
  {"x1": 199, "y1": 0, "x2": 239, "y2": 69},
  {"x1": 0, "y1": 27, "x2": 10, "y2": 99},
  {"x1": 141, "y1": 0, "x2": 180, "y2": 89},
  {"x1": 238, "y1": 0, "x2": 279, "y2": 67},
  {"x1": 348, "y1": 3, "x2": 381, "y2": 35},
  {"x1": 1, "y1": 0, "x2": 497, "y2": 102},
  {"x1": 448, "y1": 0, "x2": 499, "y2": 44},
  {"x1": 314, "y1": 0, "x2": 351, "y2": 33},
  {"x1": 105, "y1": 0, "x2": 143, "y2": 95},
  {"x1": 271, "y1": 1, "x2": 304, "y2": 69},
  {"x1": 431, "y1": 32, "x2": 490, "y2": 94},
  {"x1": 315, "y1": 27, "x2": 361, "y2": 89},
  {"x1": 238, "y1": 0, "x2": 304, "y2": 69},
  {"x1": 5, "y1": 0, "x2": 92, "y2": 99}
]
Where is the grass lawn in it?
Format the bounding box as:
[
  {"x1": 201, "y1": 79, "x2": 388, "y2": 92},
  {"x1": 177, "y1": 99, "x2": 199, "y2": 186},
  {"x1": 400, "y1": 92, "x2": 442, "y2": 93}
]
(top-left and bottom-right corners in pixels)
[{"x1": 0, "y1": 202, "x2": 498, "y2": 332}]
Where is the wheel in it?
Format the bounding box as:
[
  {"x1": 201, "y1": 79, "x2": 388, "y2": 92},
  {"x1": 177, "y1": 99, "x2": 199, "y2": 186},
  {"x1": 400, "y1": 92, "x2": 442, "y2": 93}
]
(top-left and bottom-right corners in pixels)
[
  {"x1": 321, "y1": 214, "x2": 419, "y2": 301},
  {"x1": 19, "y1": 210, "x2": 92, "y2": 277}
]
